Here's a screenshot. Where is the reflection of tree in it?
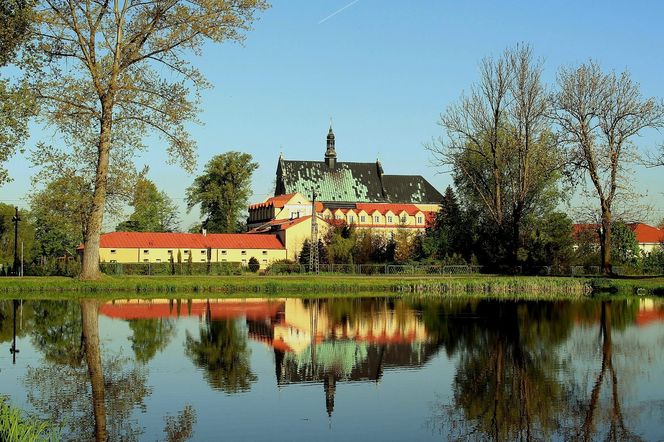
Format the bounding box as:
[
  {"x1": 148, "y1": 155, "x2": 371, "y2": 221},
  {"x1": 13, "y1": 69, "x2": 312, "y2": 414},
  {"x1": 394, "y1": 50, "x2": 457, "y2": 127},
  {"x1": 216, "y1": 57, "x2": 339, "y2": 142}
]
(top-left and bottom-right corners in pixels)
[
  {"x1": 25, "y1": 299, "x2": 151, "y2": 441},
  {"x1": 128, "y1": 318, "x2": 176, "y2": 363},
  {"x1": 573, "y1": 301, "x2": 644, "y2": 442},
  {"x1": 163, "y1": 404, "x2": 197, "y2": 442},
  {"x1": 185, "y1": 304, "x2": 256, "y2": 393},
  {"x1": 30, "y1": 301, "x2": 83, "y2": 366},
  {"x1": 434, "y1": 301, "x2": 574, "y2": 441}
]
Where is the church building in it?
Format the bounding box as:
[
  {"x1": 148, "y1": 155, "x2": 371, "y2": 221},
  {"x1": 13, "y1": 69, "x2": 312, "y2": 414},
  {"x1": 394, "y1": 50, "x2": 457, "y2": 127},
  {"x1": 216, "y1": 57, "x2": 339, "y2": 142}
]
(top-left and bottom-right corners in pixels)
[{"x1": 248, "y1": 127, "x2": 443, "y2": 234}]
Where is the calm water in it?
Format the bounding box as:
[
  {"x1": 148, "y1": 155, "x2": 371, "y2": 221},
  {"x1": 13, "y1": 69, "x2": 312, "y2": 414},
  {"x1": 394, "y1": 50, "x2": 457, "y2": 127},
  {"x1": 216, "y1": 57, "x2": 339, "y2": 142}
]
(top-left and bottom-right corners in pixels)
[{"x1": 1, "y1": 296, "x2": 664, "y2": 441}]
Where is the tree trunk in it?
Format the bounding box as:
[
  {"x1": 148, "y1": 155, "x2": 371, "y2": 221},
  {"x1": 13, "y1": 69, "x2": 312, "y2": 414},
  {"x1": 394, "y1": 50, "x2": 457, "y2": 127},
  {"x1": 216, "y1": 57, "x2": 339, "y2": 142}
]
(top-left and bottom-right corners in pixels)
[
  {"x1": 599, "y1": 206, "x2": 613, "y2": 275},
  {"x1": 81, "y1": 99, "x2": 113, "y2": 280},
  {"x1": 81, "y1": 299, "x2": 108, "y2": 442}
]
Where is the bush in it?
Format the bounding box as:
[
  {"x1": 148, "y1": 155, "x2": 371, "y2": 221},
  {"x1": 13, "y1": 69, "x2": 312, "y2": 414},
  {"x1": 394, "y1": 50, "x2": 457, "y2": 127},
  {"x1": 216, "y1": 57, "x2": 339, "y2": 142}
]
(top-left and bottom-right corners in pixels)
[
  {"x1": 248, "y1": 257, "x2": 260, "y2": 273},
  {"x1": 265, "y1": 259, "x2": 299, "y2": 275}
]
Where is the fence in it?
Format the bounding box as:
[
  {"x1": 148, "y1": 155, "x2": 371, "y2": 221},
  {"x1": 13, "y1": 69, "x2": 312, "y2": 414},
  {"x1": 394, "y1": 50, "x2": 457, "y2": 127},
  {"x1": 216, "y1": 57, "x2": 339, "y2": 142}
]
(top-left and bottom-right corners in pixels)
[{"x1": 267, "y1": 263, "x2": 484, "y2": 275}]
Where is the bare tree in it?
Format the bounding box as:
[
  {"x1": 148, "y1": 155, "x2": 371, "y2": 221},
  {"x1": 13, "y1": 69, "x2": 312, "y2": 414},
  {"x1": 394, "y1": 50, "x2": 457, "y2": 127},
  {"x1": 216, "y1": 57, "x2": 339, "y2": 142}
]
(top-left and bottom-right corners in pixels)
[
  {"x1": 552, "y1": 62, "x2": 664, "y2": 274},
  {"x1": 29, "y1": 0, "x2": 269, "y2": 279},
  {"x1": 428, "y1": 45, "x2": 560, "y2": 267}
]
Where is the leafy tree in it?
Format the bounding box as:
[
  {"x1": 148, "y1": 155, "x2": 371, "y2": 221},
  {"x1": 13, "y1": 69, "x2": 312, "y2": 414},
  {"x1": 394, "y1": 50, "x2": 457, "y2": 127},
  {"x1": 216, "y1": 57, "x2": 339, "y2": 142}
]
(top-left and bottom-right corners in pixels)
[
  {"x1": 611, "y1": 222, "x2": 640, "y2": 266},
  {"x1": 30, "y1": 175, "x2": 93, "y2": 257},
  {"x1": 186, "y1": 152, "x2": 258, "y2": 233},
  {"x1": 0, "y1": 0, "x2": 36, "y2": 185},
  {"x1": 28, "y1": 0, "x2": 268, "y2": 279},
  {"x1": 429, "y1": 45, "x2": 562, "y2": 268},
  {"x1": 522, "y1": 211, "x2": 575, "y2": 269},
  {"x1": 552, "y1": 62, "x2": 664, "y2": 274},
  {"x1": 116, "y1": 176, "x2": 179, "y2": 232}
]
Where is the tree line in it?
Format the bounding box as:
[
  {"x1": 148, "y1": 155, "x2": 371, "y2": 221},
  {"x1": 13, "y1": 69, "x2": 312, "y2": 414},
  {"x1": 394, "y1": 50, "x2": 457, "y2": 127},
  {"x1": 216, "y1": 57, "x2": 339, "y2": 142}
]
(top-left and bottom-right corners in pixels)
[{"x1": 1, "y1": 2, "x2": 664, "y2": 277}]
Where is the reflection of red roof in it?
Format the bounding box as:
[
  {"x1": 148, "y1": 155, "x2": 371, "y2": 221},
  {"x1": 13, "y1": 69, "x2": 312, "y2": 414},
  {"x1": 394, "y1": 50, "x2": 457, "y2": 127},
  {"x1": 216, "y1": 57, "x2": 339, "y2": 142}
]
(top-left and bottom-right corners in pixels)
[
  {"x1": 636, "y1": 308, "x2": 664, "y2": 327},
  {"x1": 78, "y1": 231, "x2": 284, "y2": 250},
  {"x1": 100, "y1": 300, "x2": 284, "y2": 320}
]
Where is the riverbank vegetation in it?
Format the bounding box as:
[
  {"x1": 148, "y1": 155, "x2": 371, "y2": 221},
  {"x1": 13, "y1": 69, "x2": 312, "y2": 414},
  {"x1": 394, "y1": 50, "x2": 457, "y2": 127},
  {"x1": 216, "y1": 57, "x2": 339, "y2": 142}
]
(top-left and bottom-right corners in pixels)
[
  {"x1": 0, "y1": 397, "x2": 60, "y2": 442},
  {"x1": 0, "y1": 274, "x2": 662, "y2": 297}
]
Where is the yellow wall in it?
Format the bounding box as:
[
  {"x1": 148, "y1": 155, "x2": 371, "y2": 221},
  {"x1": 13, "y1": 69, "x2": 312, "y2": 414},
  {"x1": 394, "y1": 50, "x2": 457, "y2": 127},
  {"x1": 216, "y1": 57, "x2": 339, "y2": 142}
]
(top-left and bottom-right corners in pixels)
[
  {"x1": 99, "y1": 247, "x2": 287, "y2": 268},
  {"x1": 282, "y1": 216, "x2": 331, "y2": 261}
]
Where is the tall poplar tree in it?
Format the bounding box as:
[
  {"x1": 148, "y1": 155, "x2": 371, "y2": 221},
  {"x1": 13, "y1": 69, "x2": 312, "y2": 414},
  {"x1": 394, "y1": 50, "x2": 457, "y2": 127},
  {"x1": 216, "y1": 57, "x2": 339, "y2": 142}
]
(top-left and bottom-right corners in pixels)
[
  {"x1": 186, "y1": 152, "x2": 258, "y2": 233},
  {"x1": 29, "y1": 0, "x2": 269, "y2": 279}
]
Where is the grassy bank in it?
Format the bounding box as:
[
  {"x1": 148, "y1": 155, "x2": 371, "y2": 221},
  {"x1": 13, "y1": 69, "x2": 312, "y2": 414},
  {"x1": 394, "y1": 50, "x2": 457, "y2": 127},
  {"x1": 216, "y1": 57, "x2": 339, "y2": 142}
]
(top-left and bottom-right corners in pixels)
[
  {"x1": 0, "y1": 274, "x2": 591, "y2": 298},
  {"x1": 0, "y1": 398, "x2": 60, "y2": 442},
  {"x1": 0, "y1": 274, "x2": 661, "y2": 299}
]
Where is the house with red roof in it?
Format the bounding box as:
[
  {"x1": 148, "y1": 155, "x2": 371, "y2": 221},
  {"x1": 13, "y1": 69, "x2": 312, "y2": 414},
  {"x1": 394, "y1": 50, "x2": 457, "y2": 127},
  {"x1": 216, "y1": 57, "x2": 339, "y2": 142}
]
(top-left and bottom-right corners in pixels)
[
  {"x1": 573, "y1": 222, "x2": 664, "y2": 254},
  {"x1": 78, "y1": 231, "x2": 286, "y2": 268}
]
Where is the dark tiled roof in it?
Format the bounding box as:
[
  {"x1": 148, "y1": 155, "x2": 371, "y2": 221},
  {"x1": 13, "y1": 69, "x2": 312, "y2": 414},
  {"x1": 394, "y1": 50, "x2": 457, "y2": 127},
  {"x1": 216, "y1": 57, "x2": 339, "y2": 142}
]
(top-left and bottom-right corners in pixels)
[
  {"x1": 276, "y1": 158, "x2": 442, "y2": 204},
  {"x1": 382, "y1": 175, "x2": 443, "y2": 204}
]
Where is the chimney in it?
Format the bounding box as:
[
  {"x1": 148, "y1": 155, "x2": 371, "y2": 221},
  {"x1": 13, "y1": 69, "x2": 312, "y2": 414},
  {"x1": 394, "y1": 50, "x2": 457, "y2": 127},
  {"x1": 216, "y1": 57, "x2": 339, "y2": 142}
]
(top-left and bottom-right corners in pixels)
[{"x1": 202, "y1": 228, "x2": 207, "y2": 236}]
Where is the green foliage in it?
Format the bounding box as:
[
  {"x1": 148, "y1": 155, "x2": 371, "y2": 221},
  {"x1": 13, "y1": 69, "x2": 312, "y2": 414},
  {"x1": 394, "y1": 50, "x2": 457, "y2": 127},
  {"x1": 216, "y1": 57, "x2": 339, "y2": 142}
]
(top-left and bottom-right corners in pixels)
[
  {"x1": 522, "y1": 211, "x2": 575, "y2": 268},
  {"x1": 30, "y1": 176, "x2": 92, "y2": 257},
  {"x1": 0, "y1": 396, "x2": 61, "y2": 442},
  {"x1": 247, "y1": 257, "x2": 260, "y2": 273},
  {"x1": 0, "y1": 203, "x2": 36, "y2": 268},
  {"x1": 116, "y1": 176, "x2": 179, "y2": 232},
  {"x1": 611, "y1": 222, "x2": 640, "y2": 266},
  {"x1": 0, "y1": 0, "x2": 36, "y2": 186},
  {"x1": 186, "y1": 152, "x2": 258, "y2": 233}
]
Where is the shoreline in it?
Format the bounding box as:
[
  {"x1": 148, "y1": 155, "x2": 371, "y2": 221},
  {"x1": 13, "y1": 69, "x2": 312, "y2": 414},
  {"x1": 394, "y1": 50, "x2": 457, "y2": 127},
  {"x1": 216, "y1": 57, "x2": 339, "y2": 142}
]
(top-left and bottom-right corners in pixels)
[{"x1": 0, "y1": 274, "x2": 662, "y2": 299}]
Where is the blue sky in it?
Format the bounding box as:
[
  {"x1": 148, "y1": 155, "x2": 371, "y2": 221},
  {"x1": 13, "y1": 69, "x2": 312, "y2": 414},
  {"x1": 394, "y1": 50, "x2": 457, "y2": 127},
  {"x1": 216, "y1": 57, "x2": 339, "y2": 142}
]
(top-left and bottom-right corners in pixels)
[{"x1": 2, "y1": 0, "x2": 664, "y2": 228}]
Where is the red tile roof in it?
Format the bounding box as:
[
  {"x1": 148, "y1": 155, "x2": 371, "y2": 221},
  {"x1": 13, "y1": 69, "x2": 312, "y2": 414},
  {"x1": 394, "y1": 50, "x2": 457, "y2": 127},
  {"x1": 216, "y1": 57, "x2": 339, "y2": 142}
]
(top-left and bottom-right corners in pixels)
[
  {"x1": 327, "y1": 203, "x2": 424, "y2": 216},
  {"x1": 572, "y1": 223, "x2": 664, "y2": 244},
  {"x1": 248, "y1": 215, "x2": 332, "y2": 233},
  {"x1": 629, "y1": 223, "x2": 664, "y2": 244},
  {"x1": 79, "y1": 231, "x2": 284, "y2": 250},
  {"x1": 249, "y1": 193, "x2": 297, "y2": 210}
]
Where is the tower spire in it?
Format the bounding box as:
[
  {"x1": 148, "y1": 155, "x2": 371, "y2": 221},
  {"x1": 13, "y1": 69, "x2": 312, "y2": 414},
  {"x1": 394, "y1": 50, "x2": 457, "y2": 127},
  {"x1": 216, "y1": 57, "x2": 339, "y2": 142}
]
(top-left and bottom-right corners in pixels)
[{"x1": 325, "y1": 123, "x2": 336, "y2": 168}]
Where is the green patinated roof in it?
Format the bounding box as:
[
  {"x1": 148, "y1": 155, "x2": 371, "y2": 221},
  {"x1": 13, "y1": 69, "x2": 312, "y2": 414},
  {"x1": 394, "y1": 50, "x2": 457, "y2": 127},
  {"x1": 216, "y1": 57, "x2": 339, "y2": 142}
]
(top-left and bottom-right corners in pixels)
[{"x1": 276, "y1": 158, "x2": 443, "y2": 204}]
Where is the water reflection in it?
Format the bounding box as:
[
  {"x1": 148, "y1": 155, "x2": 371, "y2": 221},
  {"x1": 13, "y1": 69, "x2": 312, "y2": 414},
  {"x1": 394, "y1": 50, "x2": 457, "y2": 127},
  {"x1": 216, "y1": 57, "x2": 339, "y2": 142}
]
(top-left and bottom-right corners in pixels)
[{"x1": 0, "y1": 296, "x2": 663, "y2": 441}]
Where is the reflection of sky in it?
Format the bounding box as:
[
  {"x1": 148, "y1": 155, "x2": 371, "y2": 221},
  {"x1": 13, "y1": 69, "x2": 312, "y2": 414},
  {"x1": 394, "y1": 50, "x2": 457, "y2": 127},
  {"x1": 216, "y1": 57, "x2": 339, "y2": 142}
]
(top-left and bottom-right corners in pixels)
[{"x1": 3, "y1": 300, "x2": 664, "y2": 440}]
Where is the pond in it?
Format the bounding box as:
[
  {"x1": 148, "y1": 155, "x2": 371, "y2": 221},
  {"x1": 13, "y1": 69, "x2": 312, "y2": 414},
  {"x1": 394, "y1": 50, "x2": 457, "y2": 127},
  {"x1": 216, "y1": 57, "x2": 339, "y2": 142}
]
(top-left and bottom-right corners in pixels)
[{"x1": 0, "y1": 296, "x2": 663, "y2": 441}]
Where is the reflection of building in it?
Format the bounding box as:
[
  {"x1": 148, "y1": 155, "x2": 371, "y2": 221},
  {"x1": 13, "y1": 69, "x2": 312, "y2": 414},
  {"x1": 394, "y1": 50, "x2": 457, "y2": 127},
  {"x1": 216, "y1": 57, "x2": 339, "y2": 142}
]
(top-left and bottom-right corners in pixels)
[{"x1": 99, "y1": 297, "x2": 440, "y2": 416}]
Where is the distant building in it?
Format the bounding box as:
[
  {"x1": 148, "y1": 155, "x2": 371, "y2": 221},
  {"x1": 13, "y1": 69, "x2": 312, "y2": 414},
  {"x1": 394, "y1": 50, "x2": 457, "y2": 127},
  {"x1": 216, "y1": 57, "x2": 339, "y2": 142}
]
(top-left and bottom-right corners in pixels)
[
  {"x1": 78, "y1": 231, "x2": 286, "y2": 268},
  {"x1": 573, "y1": 222, "x2": 664, "y2": 254},
  {"x1": 274, "y1": 126, "x2": 442, "y2": 207},
  {"x1": 247, "y1": 128, "x2": 442, "y2": 252}
]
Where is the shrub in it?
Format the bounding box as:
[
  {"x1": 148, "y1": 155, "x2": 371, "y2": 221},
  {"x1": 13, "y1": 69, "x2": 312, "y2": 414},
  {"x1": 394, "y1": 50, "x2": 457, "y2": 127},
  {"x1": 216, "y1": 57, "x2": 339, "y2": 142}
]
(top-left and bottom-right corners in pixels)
[{"x1": 248, "y1": 257, "x2": 260, "y2": 273}]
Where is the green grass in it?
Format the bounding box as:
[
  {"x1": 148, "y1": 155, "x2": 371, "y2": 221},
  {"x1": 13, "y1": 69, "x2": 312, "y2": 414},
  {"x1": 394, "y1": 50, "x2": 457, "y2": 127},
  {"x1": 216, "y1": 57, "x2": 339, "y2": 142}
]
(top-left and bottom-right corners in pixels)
[
  {"x1": 0, "y1": 398, "x2": 60, "y2": 442},
  {"x1": 0, "y1": 274, "x2": 661, "y2": 299}
]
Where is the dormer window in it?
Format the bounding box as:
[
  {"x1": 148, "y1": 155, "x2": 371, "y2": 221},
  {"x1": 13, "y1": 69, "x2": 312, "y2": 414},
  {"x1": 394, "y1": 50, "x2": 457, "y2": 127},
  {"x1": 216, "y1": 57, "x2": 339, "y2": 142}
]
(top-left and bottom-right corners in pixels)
[
  {"x1": 374, "y1": 215, "x2": 380, "y2": 223},
  {"x1": 417, "y1": 216, "x2": 423, "y2": 224}
]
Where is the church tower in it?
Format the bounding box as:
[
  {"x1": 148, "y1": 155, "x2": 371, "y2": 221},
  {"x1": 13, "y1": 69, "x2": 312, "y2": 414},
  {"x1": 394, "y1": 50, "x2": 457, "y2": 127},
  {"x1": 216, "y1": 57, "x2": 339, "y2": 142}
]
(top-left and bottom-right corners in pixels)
[{"x1": 324, "y1": 125, "x2": 336, "y2": 168}]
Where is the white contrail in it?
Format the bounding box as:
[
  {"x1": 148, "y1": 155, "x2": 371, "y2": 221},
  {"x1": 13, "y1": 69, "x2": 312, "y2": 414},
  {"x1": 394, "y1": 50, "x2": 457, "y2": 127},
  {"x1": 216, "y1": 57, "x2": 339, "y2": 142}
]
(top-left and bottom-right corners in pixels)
[{"x1": 318, "y1": 0, "x2": 361, "y2": 24}]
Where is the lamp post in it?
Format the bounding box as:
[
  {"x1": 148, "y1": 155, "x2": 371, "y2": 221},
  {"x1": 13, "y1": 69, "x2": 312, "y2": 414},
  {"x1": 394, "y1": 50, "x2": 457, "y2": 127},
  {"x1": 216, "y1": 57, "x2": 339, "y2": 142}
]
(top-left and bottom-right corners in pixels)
[{"x1": 12, "y1": 207, "x2": 20, "y2": 276}]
